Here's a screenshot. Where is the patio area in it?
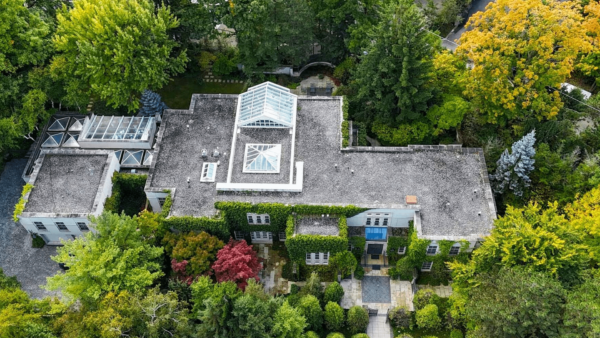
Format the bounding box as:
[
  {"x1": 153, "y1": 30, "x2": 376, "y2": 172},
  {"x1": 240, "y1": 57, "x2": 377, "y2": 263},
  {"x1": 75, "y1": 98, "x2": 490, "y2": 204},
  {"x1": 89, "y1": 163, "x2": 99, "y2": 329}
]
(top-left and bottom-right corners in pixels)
[
  {"x1": 340, "y1": 270, "x2": 414, "y2": 312},
  {"x1": 290, "y1": 75, "x2": 338, "y2": 96}
]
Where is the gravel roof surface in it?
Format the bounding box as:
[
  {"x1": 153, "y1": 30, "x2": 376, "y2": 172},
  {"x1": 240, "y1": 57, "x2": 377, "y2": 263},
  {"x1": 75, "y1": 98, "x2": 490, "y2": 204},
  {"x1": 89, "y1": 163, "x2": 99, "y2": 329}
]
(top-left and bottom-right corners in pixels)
[
  {"x1": 24, "y1": 153, "x2": 108, "y2": 214},
  {"x1": 0, "y1": 159, "x2": 61, "y2": 299},
  {"x1": 147, "y1": 95, "x2": 495, "y2": 237},
  {"x1": 296, "y1": 217, "x2": 339, "y2": 236}
]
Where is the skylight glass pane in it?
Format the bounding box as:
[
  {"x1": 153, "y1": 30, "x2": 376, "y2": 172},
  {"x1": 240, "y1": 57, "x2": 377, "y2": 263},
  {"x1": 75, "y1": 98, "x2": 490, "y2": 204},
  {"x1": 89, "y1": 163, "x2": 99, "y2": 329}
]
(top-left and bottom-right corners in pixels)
[
  {"x1": 201, "y1": 163, "x2": 217, "y2": 182},
  {"x1": 143, "y1": 150, "x2": 153, "y2": 165},
  {"x1": 42, "y1": 133, "x2": 63, "y2": 147},
  {"x1": 48, "y1": 117, "x2": 70, "y2": 131},
  {"x1": 68, "y1": 118, "x2": 84, "y2": 132},
  {"x1": 62, "y1": 133, "x2": 80, "y2": 148},
  {"x1": 114, "y1": 150, "x2": 123, "y2": 162},
  {"x1": 243, "y1": 144, "x2": 281, "y2": 173},
  {"x1": 121, "y1": 150, "x2": 143, "y2": 165}
]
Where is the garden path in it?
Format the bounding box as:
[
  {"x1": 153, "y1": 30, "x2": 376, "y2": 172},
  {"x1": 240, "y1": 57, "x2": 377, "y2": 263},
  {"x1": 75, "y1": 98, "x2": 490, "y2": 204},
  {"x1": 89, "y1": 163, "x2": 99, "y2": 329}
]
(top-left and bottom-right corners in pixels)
[{"x1": 366, "y1": 314, "x2": 394, "y2": 338}]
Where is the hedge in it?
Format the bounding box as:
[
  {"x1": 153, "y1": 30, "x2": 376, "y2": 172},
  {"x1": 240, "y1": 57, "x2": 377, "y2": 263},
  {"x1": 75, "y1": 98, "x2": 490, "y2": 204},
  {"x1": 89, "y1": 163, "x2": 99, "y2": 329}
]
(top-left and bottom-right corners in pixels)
[
  {"x1": 13, "y1": 183, "x2": 33, "y2": 221},
  {"x1": 163, "y1": 215, "x2": 229, "y2": 240},
  {"x1": 160, "y1": 190, "x2": 173, "y2": 218},
  {"x1": 349, "y1": 236, "x2": 366, "y2": 260},
  {"x1": 214, "y1": 201, "x2": 292, "y2": 232},
  {"x1": 292, "y1": 204, "x2": 367, "y2": 217},
  {"x1": 355, "y1": 121, "x2": 368, "y2": 146},
  {"x1": 285, "y1": 215, "x2": 350, "y2": 262}
]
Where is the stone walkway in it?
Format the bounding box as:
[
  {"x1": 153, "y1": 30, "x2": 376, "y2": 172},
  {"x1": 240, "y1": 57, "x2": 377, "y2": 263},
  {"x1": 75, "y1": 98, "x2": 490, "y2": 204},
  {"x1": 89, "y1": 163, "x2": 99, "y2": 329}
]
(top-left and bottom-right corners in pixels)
[
  {"x1": 367, "y1": 314, "x2": 393, "y2": 338},
  {"x1": 362, "y1": 276, "x2": 391, "y2": 303},
  {"x1": 0, "y1": 159, "x2": 60, "y2": 299}
]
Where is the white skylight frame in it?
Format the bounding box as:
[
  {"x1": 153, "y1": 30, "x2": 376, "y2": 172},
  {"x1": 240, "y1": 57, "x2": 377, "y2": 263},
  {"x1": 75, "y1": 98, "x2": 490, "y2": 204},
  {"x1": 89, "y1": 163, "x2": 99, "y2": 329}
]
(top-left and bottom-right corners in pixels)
[
  {"x1": 81, "y1": 116, "x2": 154, "y2": 141},
  {"x1": 243, "y1": 144, "x2": 281, "y2": 173},
  {"x1": 238, "y1": 82, "x2": 297, "y2": 128},
  {"x1": 201, "y1": 163, "x2": 217, "y2": 182}
]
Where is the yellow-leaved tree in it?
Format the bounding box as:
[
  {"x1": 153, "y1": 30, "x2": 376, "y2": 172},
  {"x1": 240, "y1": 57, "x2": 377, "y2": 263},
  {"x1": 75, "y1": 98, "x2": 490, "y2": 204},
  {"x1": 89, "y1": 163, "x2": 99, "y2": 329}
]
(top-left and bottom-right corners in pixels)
[
  {"x1": 579, "y1": 1, "x2": 600, "y2": 85},
  {"x1": 457, "y1": 0, "x2": 590, "y2": 125},
  {"x1": 565, "y1": 187, "x2": 600, "y2": 265}
]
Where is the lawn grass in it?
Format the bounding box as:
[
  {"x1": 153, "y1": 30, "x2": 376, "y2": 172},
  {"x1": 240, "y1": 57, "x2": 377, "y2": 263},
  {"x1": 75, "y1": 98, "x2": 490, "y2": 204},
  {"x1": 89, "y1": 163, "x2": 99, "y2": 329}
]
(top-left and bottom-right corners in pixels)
[
  {"x1": 393, "y1": 326, "x2": 452, "y2": 338},
  {"x1": 157, "y1": 76, "x2": 245, "y2": 109}
]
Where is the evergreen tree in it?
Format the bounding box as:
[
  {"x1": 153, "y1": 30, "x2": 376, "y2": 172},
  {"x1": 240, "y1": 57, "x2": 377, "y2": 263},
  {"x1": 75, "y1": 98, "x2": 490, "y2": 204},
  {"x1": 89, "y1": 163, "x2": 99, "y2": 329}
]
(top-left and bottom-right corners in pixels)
[
  {"x1": 139, "y1": 90, "x2": 169, "y2": 117},
  {"x1": 492, "y1": 130, "x2": 536, "y2": 196},
  {"x1": 352, "y1": 0, "x2": 438, "y2": 126}
]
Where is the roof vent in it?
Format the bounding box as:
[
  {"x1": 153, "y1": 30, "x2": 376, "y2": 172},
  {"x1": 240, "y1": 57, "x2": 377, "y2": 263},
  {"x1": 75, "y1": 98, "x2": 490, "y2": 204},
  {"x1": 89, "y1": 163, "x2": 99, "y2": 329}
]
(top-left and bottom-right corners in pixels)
[
  {"x1": 201, "y1": 149, "x2": 208, "y2": 159},
  {"x1": 406, "y1": 195, "x2": 418, "y2": 204},
  {"x1": 213, "y1": 148, "x2": 220, "y2": 157}
]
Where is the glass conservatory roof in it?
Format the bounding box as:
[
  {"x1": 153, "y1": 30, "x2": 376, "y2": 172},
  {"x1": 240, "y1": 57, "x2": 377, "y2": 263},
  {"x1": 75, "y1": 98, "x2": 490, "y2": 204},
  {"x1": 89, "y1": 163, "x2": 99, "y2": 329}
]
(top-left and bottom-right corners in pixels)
[
  {"x1": 238, "y1": 82, "x2": 296, "y2": 128},
  {"x1": 81, "y1": 116, "x2": 154, "y2": 141},
  {"x1": 41, "y1": 133, "x2": 64, "y2": 147},
  {"x1": 243, "y1": 144, "x2": 281, "y2": 173},
  {"x1": 143, "y1": 150, "x2": 153, "y2": 166},
  {"x1": 68, "y1": 117, "x2": 85, "y2": 132}
]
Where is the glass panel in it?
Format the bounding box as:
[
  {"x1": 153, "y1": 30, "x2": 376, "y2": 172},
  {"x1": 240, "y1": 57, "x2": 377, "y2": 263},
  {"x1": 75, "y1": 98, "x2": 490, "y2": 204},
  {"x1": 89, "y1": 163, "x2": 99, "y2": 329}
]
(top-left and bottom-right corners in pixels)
[
  {"x1": 365, "y1": 227, "x2": 387, "y2": 240},
  {"x1": 143, "y1": 150, "x2": 153, "y2": 165}
]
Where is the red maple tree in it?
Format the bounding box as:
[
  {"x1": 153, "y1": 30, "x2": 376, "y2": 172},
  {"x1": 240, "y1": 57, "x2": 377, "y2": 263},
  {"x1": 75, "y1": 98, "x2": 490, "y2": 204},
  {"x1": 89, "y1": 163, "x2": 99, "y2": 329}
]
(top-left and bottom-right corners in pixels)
[{"x1": 212, "y1": 239, "x2": 262, "y2": 290}]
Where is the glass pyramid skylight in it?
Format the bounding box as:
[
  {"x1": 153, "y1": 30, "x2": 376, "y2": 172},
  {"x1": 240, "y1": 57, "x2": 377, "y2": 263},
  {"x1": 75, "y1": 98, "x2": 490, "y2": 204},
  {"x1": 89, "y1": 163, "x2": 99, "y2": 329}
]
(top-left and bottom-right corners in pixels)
[
  {"x1": 238, "y1": 82, "x2": 296, "y2": 128},
  {"x1": 61, "y1": 133, "x2": 80, "y2": 148},
  {"x1": 143, "y1": 150, "x2": 153, "y2": 165},
  {"x1": 41, "y1": 133, "x2": 64, "y2": 147},
  {"x1": 48, "y1": 117, "x2": 70, "y2": 131},
  {"x1": 68, "y1": 118, "x2": 84, "y2": 132},
  {"x1": 121, "y1": 150, "x2": 144, "y2": 165},
  {"x1": 243, "y1": 144, "x2": 281, "y2": 173}
]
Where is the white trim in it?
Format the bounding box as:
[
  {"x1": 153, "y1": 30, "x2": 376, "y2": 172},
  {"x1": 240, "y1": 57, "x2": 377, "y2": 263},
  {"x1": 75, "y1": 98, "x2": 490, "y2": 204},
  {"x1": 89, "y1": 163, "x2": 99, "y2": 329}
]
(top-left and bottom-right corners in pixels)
[
  {"x1": 398, "y1": 246, "x2": 406, "y2": 255},
  {"x1": 217, "y1": 162, "x2": 304, "y2": 192},
  {"x1": 421, "y1": 261, "x2": 433, "y2": 271},
  {"x1": 242, "y1": 144, "x2": 281, "y2": 173},
  {"x1": 426, "y1": 245, "x2": 438, "y2": 255}
]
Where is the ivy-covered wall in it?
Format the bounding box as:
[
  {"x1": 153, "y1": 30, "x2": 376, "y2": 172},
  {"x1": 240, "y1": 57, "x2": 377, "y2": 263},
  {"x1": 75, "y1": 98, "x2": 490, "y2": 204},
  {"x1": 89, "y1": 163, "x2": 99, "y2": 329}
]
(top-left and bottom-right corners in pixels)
[
  {"x1": 163, "y1": 216, "x2": 229, "y2": 240},
  {"x1": 104, "y1": 172, "x2": 148, "y2": 216},
  {"x1": 285, "y1": 215, "x2": 349, "y2": 262},
  {"x1": 215, "y1": 201, "x2": 291, "y2": 233}
]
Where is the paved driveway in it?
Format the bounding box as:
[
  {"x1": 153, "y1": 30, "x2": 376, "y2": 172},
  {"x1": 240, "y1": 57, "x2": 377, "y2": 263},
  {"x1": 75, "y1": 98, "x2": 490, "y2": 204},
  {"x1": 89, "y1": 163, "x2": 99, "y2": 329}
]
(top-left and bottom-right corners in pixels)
[{"x1": 0, "y1": 159, "x2": 61, "y2": 299}]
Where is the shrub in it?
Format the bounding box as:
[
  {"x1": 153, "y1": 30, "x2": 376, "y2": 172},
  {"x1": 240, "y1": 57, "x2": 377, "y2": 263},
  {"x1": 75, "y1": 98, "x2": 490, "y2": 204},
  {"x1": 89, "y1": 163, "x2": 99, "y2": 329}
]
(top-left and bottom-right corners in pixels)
[
  {"x1": 198, "y1": 51, "x2": 216, "y2": 73},
  {"x1": 287, "y1": 294, "x2": 301, "y2": 307},
  {"x1": 416, "y1": 304, "x2": 441, "y2": 330},
  {"x1": 395, "y1": 335, "x2": 413, "y2": 338},
  {"x1": 324, "y1": 302, "x2": 345, "y2": 331},
  {"x1": 300, "y1": 272, "x2": 323, "y2": 301},
  {"x1": 413, "y1": 288, "x2": 440, "y2": 311},
  {"x1": 347, "y1": 305, "x2": 369, "y2": 334},
  {"x1": 298, "y1": 295, "x2": 323, "y2": 331},
  {"x1": 139, "y1": 90, "x2": 168, "y2": 117},
  {"x1": 290, "y1": 283, "x2": 300, "y2": 295},
  {"x1": 32, "y1": 235, "x2": 45, "y2": 248},
  {"x1": 13, "y1": 183, "x2": 33, "y2": 222},
  {"x1": 331, "y1": 251, "x2": 357, "y2": 277},
  {"x1": 388, "y1": 306, "x2": 411, "y2": 328},
  {"x1": 324, "y1": 282, "x2": 344, "y2": 304},
  {"x1": 352, "y1": 334, "x2": 370, "y2": 338},
  {"x1": 162, "y1": 231, "x2": 224, "y2": 276},
  {"x1": 326, "y1": 333, "x2": 344, "y2": 338},
  {"x1": 212, "y1": 54, "x2": 237, "y2": 76},
  {"x1": 391, "y1": 258, "x2": 413, "y2": 280},
  {"x1": 305, "y1": 332, "x2": 320, "y2": 338},
  {"x1": 450, "y1": 329, "x2": 463, "y2": 338},
  {"x1": 333, "y1": 57, "x2": 356, "y2": 83},
  {"x1": 354, "y1": 263, "x2": 364, "y2": 280}
]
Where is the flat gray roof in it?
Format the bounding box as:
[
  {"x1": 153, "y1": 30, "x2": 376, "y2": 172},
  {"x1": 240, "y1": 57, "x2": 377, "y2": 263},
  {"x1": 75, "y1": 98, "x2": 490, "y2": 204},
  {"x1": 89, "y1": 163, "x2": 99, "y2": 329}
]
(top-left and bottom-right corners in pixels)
[
  {"x1": 23, "y1": 150, "x2": 111, "y2": 215},
  {"x1": 146, "y1": 95, "x2": 495, "y2": 238},
  {"x1": 296, "y1": 217, "x2": 340, "y2": 236}
]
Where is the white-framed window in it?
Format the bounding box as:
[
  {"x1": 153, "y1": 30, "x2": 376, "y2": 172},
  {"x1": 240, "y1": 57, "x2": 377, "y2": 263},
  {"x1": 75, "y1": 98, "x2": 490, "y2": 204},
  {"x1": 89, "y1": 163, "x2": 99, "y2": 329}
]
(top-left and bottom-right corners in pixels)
[
  {"x1": 200, "y1": 163, "x2": 217, "y2": 182},
  {"x1": 306, "y1": 252, "x2": 329, "y2": 265},
  {"x1": 55, "y1": 222, "x2": 69, "y2": 232},
  {"x1": 250, "y1": 231, "x2": 272, "y2": 240},
  {"x1": 279, "y1": 232, "x2": 286, "y2": 241},
  {"x1": 158, "y1": 197, "x2": 166, "y2": 207},
  {"x1": 374, "y1": 218, "x2": 380, "y2": 226},
  {"x1": 449, "y1": 245, "x2": 460, "y2": 256},
  {"x1": 234, "y1": 231, "x2": 244, "y2": 240},
  {"x1": 34, "y1": 222, "x2": 47, "y2": 231},
  {"x1": 77, "y1": 222, "x2": 89, "y2": 231},
  {"x1": 398, "y1": 246, "x2": 406, "y2": 255},
  {"x1": 421, "y1": 261, "x2": 433, "y2": 271},
  {"x1": 366, "y1": 217, "x2": 371, "y2": 226},
  {"x1": 246, "y1": 213, "x2": 270, "y2": 224},
  {"x1": 426, "y1": 245, "x2": 438, "y2": 255}
]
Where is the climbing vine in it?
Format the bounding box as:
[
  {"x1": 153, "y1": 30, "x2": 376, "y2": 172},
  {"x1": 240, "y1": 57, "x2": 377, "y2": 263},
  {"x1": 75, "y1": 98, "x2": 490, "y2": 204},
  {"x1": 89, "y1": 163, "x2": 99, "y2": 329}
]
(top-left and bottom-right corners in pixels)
[{"x1": 13, "y1": 184, "x2": 34, "y2": 222}]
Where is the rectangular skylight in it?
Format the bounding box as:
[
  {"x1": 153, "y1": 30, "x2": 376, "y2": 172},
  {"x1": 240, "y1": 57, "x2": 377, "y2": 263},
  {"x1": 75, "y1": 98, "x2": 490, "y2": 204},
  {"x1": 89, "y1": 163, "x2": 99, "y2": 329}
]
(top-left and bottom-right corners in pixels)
[{"x1": 201, "y1": 163, "x2": 217, "y2": 182}]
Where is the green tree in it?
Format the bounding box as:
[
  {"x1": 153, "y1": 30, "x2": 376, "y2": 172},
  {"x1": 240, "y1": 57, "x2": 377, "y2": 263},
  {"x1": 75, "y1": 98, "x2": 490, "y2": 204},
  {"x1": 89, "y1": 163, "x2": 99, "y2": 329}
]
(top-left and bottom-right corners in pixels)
[
  {"x1": 228, "y1": 290, "x2": 278, "y2": 338},
  {"x1": 330, "y1": 251, "x2": 357, "y2": 278},
  {"x1": 466, "y1": 268, "x2": 566, "y2": 338},
  {"x1": 324, "y1": 301, "x2": 344, "y2": 331},
  {"x1": 323, "y1": 282, "x2": 344, "y2": 304},
  {"x1": 562, "y1": 271, "x2": 600, "y2": 338},
  {"x1": 271, "y1": 301, "x2": 307, "y2": 338},
  {"x1": 297, "y1": 295, "x2": 323, "y2": 332},
  {"x1": 0, "y1": 0, "x2": 53, "y2": 153},
  {"x1": 300, "y1": 272, "x2": 323, "y2": 301},
  {"x1": 352, "y1": 0, "x2": 438, "y2": 139},
  {"x1": 51, "y1": 0, "x2": 188, "y2": 111},
  {"x1": 347, "y1": 305, "x2": 369, "y2": 334},
  {"x1": 45, "y1": 212, "x2": 164, "y2": 303},
  {"x1": 450, "y1": 202, "x2": 588, "y2": 288},
  {"x1": 416, "y1": 304, "x2": 441, "y2": 330}
]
